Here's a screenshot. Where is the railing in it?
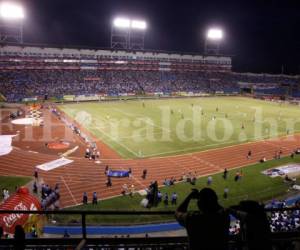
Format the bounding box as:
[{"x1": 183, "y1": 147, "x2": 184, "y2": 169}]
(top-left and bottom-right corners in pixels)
[
  {"x1": 0, "y1": 236, "x2": 189, "y2": 250},
  {"x1": 0, "y1": 210, "x2": 177, "y2": 239},
  {"x1": 0, "y1": 209, "x2": 299, "y2": 250}
]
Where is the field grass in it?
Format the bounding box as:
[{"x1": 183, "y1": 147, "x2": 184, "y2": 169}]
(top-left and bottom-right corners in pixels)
[
  {"x1": 53, "y1": 155, "x2": 300, "y2": 225},
  {"x1": 59, "y1": 97, "x2": 300, "y2": 159},
  {"x1": 0, "y1": 176, "x2": 32, "y2": 201}
]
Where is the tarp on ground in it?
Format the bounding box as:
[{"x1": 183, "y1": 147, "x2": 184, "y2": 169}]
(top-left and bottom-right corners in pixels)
[
  {"x1": 36, "y1": 157, "x2": 73, "y2": 171},
  {"x1": 0, "y1": 135, "x2": 16, "y2": 156},
  {"x1": 262, "y1": 164, "x2": 300, "y2": 178}
]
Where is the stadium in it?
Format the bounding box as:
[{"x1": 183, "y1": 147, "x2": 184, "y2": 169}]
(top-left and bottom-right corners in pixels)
[{"x1": 0, "y1": 1, "x2": 300, "y2": 249}]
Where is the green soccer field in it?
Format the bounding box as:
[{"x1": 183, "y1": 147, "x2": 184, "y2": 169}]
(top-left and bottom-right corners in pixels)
[{"x1": 59, "y1": 97, "x2": 300, "y2": 159}]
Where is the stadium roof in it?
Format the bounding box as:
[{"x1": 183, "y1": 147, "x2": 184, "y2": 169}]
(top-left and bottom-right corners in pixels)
[{"x1": 0, "y1": 41, "x2": 233, "y2": 59}]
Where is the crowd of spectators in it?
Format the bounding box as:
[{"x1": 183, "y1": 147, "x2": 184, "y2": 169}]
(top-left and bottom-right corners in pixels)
[
  {"x1": 231, "y1": 72, "x2": 298, "y2": 85},
  {"x1": 40, "y1": 183, "x2": 60, "y2": 210},
  {"x1": 265, "y1": 199, "x2": 300, "y2": 233},
  {"x1": 33, "y1": 169, "x2": 60, "y2": 210},
  {"x1": 228, "y1": 198, "x2": 300, "y2": 237},
  {"x1": 50, "y1": 106, "x2": 101, "y2": 159},
  {"x1": 269, "y1": 209, "x2": 300, "y2": 232},
  {"x1": 0, "y1": 70, "x2": 234, "y2": 101},
  {"x1": 141, "y1": 180, "x2": 178, "y2": 208},
  {"x1": 180, "y1": 172, "x2": 197, "y2": 185},
  {"x1": 2, "y1": 68, "x2": 298, "y2": 102},
  {"x1": 163, "y1": 177, "x2": 176, "y2": 186}
]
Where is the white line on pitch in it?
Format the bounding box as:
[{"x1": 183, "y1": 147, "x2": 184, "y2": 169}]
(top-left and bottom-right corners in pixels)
[
  {"x1": 90, "y1": 117, "x2": 139, "y2": 157},
  {"x1": 113, "y1": 108, "x2": 172, "y2": 133},
  {"x1": 61, "y1": 176, "x2": 78, "y2": 205}
]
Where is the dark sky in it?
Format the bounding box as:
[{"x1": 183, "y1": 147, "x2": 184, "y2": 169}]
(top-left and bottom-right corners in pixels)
[{"x1": 21, "y1": 0, "x2": 300, "y2": 74}]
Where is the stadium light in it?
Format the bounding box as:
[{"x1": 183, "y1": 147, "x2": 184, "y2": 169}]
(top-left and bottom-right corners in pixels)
[
  {"x1": 111, "y1": 16, "x2": 147, "y2": 49},
  {"x1": 113, "y1": 17, "x2": 130, "y2": 29},
  {"x1": 131, "y1": 20, "x2": 147, "y2": 30},
  {"x1": 0, "y1": 2, "x2": 24, "y2": 20},
  {"x1": 207, "y1": 28, "x2": 223, "y2": 40}
]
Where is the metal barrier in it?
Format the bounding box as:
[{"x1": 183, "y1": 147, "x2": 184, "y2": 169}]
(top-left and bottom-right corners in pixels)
[{"x1": 0, "y1": 209, "x2": 299, "y2": 250}]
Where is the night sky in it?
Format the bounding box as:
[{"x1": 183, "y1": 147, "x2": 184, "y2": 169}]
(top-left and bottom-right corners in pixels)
[{"x1": 21, "y1": 0, "x2": 300, "y2": 74}]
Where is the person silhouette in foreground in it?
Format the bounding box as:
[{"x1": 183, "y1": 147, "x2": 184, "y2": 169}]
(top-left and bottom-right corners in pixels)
[
  {"x1": 14, "y1": 225, "x2": 26, "y2": 250},
  {"x1": 229, "y1": 200, "x2": 272, "y2": 250},
  {"x1": 175, "y1": 188, "x2": 230, "y2": 250}
]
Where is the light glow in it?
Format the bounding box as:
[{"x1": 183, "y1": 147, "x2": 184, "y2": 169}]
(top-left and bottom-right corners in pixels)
[
  {"x1": 113, "y1": 17, "x2": 147, "y2": 30},
  {"x1": 131, "y1": 20, "x2": 147, "y2": 30},
  {"x1": 115, "y1": 60, "x2": 127, "y2": 64},
  {"x1": 207, "y1": 28, "x2": 223, "y2": 40},
  {"x1": 0, "y1": 2, "x2": 24, "y2": 20},
  {"x1": 113, "y1": 18, "x2": 130, "y2": 28}
]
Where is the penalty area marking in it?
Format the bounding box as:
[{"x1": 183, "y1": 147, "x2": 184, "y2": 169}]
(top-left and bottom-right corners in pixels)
[
  {"x1": 112, "y1": 108, "x2": 172, "y2": 133},
  {"x1": 89, "y1": 116, "x2": 139, "y2": 158},
  {"x1": 118, "y1": 130, "x2": 168, "y2": 140}
]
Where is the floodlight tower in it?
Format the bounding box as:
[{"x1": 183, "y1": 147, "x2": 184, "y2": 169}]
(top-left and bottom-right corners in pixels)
[
  {"x1": 111, "y1": 17, "x2": 130, "y2": 49},
  {"x1": 129, "y1": 20, "x2": 146, "y2": 50},
  {"x1": 111, "y1": 17, "x2": 147, "y2": 50},
  {"x1": 0, "y1": 2, "x2": 25, "y2": 43},
  {"x1": 204, "y1": 28, "x2": 223, "y2": 55}
]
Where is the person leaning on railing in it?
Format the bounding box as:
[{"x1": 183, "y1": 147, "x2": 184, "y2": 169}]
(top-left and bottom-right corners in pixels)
[
  {"x1": 228, "y1": 200, "x2": 272, "y2": 250},
  {"x1": 175, "y1": 188, "x2": 230, "y2": 250}
]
